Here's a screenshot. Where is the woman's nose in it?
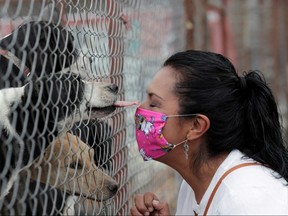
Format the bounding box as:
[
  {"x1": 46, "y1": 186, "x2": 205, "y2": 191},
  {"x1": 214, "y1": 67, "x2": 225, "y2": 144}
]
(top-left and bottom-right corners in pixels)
[{"x1": 138, "y1": 101, "x2": 146, "y2": 109}]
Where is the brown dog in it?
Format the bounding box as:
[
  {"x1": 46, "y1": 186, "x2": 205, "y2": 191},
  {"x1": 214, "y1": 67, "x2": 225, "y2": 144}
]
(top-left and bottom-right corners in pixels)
[{"x1": 28, "y1": 132, "x2": 118, "y2": 201}]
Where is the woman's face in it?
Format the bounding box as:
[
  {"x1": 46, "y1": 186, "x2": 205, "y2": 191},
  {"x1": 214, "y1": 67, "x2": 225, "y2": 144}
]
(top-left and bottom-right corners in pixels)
[{"x1": 140, "y1": 66, "x2": 188, "y2": 145}]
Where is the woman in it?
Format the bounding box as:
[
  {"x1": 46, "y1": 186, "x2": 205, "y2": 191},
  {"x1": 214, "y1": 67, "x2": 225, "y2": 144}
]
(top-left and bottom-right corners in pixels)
[{"x1": 130, "y1": 50, "x2": 288, "y2": 215}]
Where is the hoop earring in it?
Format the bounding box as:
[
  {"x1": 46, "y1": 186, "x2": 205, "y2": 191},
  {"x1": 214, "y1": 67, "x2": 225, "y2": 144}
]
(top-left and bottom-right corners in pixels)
[{"x1": 183, "y1": 141, "x2": 189, "y2": 160}]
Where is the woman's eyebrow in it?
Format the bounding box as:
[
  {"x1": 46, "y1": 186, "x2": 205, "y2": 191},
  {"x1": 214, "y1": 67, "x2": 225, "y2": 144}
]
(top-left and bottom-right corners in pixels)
[{"x1": 146, "y1": 88, "x2": 164, "y2": 100}]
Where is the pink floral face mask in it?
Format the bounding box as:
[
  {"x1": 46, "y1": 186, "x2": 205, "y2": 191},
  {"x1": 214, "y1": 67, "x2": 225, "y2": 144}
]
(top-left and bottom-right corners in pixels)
[{"x1": 134, "y1": 107, "x2": 196, "y2": 161}]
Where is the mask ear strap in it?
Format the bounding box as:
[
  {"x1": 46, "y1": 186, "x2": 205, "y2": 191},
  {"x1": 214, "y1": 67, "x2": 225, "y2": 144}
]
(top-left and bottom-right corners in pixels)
[{"x1": 167, "y1": 114, "x2": 198, "y2": 118}]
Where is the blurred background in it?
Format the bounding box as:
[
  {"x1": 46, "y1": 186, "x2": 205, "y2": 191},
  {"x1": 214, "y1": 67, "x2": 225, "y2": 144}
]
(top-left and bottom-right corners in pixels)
[
  {"x1": 185, "y1": 0, "x2": 288, "y2": 132},
  {"x1": 0, "y1": 0, "x2": 287, "y2": 215}
]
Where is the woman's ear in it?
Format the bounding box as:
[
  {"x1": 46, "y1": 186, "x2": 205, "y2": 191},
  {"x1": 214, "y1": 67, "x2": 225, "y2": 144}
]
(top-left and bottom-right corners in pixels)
[{"x1": 186, "y1": 114, "x2": 210, "y2": 141}]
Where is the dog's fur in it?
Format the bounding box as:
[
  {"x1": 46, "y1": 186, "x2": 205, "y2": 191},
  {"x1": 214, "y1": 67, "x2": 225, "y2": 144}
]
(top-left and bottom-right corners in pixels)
[
  {"x1": 28, "y1": 132, "x2": 118, "y2": 201},
  {"x1": 0, "y1": 6, "x2": 77, "y2": 88},
  {"x1": 70, "y1": 120, "x2": 113, "y2": 171},
  {"x1": 0, "y1": 72, "x2": 119, "y2": 198},
  {"x1": 0, "y1": 4, "x2": 79, "y2": 189},
  {"x1": 1, "y1": 132, "x2": 117, "y2": 215}
]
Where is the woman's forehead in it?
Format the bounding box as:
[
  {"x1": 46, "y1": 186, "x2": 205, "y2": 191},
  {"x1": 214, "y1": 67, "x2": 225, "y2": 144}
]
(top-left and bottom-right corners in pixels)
[{"x1": 148, "y1": 67, "x2": 178, "y2": 98}]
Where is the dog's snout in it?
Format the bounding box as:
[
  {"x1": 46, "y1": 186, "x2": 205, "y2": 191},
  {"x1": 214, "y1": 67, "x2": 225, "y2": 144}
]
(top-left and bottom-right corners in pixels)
[
  {"x1": 108, "y1": 183, "x2": 118, "y2": 194},
  {"x1": 107, "y1": 84, "x2": 118, "y2": 93}
]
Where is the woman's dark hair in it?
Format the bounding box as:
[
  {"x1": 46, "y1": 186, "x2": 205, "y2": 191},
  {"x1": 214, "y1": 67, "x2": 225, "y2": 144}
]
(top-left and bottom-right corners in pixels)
[{"x1": 163, "y1": 50, "x2": 288, "y2": 182}]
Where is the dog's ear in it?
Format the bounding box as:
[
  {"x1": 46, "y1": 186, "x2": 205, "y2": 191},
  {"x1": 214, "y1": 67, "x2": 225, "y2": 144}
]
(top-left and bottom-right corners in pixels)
[{"x1": 41, "y1": 2, "x2": 61, "y2": 24}]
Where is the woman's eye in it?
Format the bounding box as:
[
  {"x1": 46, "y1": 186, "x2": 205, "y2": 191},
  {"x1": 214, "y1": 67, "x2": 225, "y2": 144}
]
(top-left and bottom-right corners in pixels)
[{"x1": 149, "y1": 103, "x2": 157, "y2": 107}]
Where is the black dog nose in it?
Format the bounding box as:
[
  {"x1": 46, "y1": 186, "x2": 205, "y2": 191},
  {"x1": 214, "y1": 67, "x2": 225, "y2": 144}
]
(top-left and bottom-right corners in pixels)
[
  {"x1": 107, "y1": 84, "x2": 118, "y2": 93},
  {"x1": 108, "y1": 183, "x2": 118, "y2": 194}
]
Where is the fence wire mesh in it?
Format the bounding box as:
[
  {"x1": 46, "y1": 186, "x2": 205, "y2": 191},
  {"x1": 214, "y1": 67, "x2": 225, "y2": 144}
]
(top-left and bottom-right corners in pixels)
[{"x1": 0, "y1": 0, "x2": 185, "y2": 215}]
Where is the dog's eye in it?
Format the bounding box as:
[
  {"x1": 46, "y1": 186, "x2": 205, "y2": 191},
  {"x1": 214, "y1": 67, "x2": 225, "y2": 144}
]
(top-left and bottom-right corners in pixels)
[{"x1": 69, "y1": 161, "x2": 83, "y2": 170}]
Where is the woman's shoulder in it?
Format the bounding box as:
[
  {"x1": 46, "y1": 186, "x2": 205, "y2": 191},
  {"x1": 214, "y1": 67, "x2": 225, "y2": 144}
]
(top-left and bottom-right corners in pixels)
[
  {"x1": 206, "y1": 150, "x2": 288, "y2": 214},
  {"x1": 213, "y1": 164, "x2": 288, "y2": 214},
  {"x1": 220, "y1": 149, "x2": 287, "y2": 186},
  {"x1": 220, "y1": 151, "x2": 288, "y2": 201},
  {"x1": 222, "y1": 150, "x2": 288, "y2": 190},
  {"x1": 216, "y1": 177, "x2": 288, "y2": 214},
  {"x1": 222, "y1": 163, "x2": 288, "y2": 192}
]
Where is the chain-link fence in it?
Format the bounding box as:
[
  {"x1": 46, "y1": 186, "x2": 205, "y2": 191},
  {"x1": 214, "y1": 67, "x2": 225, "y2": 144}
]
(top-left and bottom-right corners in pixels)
[{"x1": 0, "y1": 0, "x2": 185, "y2": 215}]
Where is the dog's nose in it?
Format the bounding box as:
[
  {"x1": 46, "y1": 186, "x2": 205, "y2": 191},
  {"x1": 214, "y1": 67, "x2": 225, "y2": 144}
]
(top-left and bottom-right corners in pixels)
[
  {"x1": 108, "y1": 183, "x2": 118, "y2": 194},
  {"x1": 107, "y1": 84, "x2": 118, "y2": 93}
]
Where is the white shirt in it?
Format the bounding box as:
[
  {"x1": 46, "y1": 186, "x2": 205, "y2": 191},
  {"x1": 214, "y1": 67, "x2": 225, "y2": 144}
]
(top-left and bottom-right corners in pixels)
[{"x1": 175, "y1": 149, "x2": 288, "y2": 215}]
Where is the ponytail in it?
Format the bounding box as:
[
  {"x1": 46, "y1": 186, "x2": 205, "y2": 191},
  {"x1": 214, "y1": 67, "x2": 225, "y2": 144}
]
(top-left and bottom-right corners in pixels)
[{"x1": 238, "y1": 70, "x2": 288, "y2": 182}]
